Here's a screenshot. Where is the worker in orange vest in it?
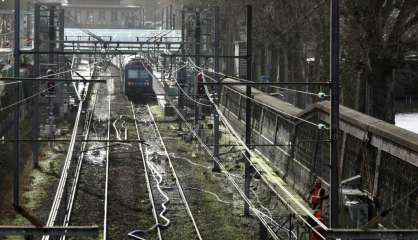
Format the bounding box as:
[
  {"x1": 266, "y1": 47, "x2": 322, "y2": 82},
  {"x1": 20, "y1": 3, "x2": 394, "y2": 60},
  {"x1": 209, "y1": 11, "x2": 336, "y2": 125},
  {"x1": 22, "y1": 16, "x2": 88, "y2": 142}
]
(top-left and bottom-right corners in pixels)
[
  {"x1": 310, "y1": 205, "x2": 325, "y2": 240},
  {"x1": 309, "y1": 178, "x2": 327, "y2": 209}
]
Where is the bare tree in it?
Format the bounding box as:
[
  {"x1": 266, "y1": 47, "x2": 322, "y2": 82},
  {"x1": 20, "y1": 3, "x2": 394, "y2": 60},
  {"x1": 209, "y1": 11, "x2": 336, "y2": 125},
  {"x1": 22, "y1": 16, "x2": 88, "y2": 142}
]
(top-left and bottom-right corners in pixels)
[{"x1": 342, "y1": 0, "x2": 418, "y2": 123}]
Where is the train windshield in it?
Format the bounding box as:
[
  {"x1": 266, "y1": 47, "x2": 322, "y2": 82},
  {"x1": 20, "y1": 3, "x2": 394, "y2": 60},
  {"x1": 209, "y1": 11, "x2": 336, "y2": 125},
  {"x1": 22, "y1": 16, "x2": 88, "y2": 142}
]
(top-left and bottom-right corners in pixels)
[
  {"x1": 127, "y1": 68, "x2": 151, "y2": 79},
  {"x1": 127, "y1": 69, "x2": 139, "y2": 78}
]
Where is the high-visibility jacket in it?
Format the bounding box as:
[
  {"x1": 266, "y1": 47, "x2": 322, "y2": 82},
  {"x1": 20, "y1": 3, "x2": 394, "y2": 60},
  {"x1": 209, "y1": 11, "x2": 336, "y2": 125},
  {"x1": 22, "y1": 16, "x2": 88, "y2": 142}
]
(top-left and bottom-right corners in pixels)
[
  {"x1": 310, "y1": 209, "x2": 324, "y2": 240},
  {"x1": 310, "y1": 188, "x2": 325, "y2": 207}
]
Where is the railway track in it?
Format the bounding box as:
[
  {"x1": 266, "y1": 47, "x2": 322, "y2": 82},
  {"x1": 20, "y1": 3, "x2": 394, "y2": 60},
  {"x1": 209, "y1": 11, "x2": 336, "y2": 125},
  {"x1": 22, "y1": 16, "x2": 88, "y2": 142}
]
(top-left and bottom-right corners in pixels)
[
  {"x1": 70, "y1": 83, "x2": 109, "y2": 234},
  {"x1": 40, "y1": 63, "x2": 258, "y2": 239},
  {"x1": 127, "y1": 103, "x2": 202, "y2": 240},
  {"x1": 42, "y1": 82, "x2": 97, "y2": 240}
]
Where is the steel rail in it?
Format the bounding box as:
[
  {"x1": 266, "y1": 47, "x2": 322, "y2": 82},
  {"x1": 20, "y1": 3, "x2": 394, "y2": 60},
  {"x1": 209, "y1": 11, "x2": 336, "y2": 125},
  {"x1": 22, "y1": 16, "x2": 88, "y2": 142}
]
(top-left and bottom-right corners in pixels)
[
  {"x1": 0, "y1": 226, "x2": 99, "y2": 237},
  {"x1": 41, "y1": 59, "x2": 95, "y2": 240},
  {"x1": 42, "y1": 93, "x2": 85, "y2": 240},
  {"x1": 160, "y1": 95, "x2": 280, "y2": 240},
  {"x1": 167, "y1": 55, "x2": 326, "y2": 238},
  {"x1": 103, "y1": 96, "x2": 111, "y2": 240},
  {"x1": 146, "y1": 105, "x2": 203, "y2": 240},
  {"x1": 142, "y1": 54, "x2": 284, "y2": 240},
  {"x1": 128, "y1": 102, "x2": 162, "y2": 240},
  {"x1": 147, "y1": 56, "x2": 293, "y2": 239},
  {"x1": 60, "y1": 91, "x2": 98, "y2": 240}
]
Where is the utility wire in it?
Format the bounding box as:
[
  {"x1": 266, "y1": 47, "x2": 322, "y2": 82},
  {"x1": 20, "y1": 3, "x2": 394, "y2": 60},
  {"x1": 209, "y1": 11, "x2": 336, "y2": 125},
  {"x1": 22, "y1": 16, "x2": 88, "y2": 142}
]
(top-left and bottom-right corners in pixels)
[
  {"x1": 0, "y1": 58, "x2": 104, "y2": 113},
  {"x1": 0, "y1": 82, "x2": 64, "y2": 112},
  {"x1": 141, "y1": 57, "x2": 211, "y2": 107},
  {"x1": 162, "y1": 94, "x2": 281, "y2": 240},
  {"x1": 142, "y1": 35, "x2": 319, "y2": 238},
  {"x1": 0, "y1": 81, "x2": 21, "y2": 86},
  {"x1": 201, "y1": 72, "x2": 328, "y2": 239},
  {"x1": 145, "y1": 60, "x2": 282, "y2": 239},
  {"x1": 140, "y1": 56, "x2": 280, "y2": 239},
  {"x1": 194, "y1": 68, "x2": 324, "y2": 129},
  {"x1": 188, "y1": 58, "x2": 327, "y2": 98}
]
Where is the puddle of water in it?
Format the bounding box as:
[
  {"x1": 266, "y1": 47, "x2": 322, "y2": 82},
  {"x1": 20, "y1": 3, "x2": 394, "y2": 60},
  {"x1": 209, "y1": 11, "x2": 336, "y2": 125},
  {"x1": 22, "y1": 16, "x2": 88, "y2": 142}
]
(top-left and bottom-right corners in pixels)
[
  {"x1": 85, "y1": 141, "x2": 106, "y2": 165},
  {"x1": 395, "y1": 113, "x2": 418, "y2": 134}
]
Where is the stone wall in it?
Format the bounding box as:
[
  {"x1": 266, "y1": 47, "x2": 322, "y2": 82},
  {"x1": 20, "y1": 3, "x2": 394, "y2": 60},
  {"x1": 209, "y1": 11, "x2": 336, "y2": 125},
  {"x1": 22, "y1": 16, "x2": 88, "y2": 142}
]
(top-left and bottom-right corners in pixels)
[{"x1": 220, "y1": 79, "x2": 418, "y2": 228}]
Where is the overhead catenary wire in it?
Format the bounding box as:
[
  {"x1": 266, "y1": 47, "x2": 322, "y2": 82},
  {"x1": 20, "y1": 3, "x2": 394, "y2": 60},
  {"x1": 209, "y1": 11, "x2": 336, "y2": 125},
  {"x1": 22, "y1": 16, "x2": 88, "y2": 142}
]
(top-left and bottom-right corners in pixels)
[
  {"x1": 144, "y1": 52, "x2": 324, "y2": 240},
  {"x1": 144, "y1": 55, "x2": 326, "y2": 228},
  {"x1": 22, "y1": 8, "x2": 324, "y2": 235},
  {"x1": 145, "y1": 56, "x2": 281, "y2": 240},
  {"x1": 169, "y1": 66, "x2": 212, "y2": 107},
  {"x1": 200, "y1": 72, "x2": 328, "y2": 239},
  {"x1": 0, "y1": 82, "x2": 64, "y2": 112},
  {"x1": 188, "y1": 59, "x2": 328, "y2": 97},
  {"x1": 0, "y1": 81, "x2": 21, "y2": 86},
  {"x1": 0, "y1": 57, "x2": 105, "y2": 113},
  {"x1": 160, "y1": 92, "x2": 281, "y2": 240},
  {"x1": 189, "y1": 65, "x2": 325, "y2": 129},
  {"x1": 141, "y1": 57, "x2": 211, "y2": 107}
]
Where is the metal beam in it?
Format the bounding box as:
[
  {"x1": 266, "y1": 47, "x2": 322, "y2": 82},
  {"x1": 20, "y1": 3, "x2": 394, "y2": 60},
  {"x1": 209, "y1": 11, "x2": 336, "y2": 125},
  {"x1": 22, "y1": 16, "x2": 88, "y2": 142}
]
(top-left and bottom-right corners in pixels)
[
  {"x1": 13, "y1": 0, "x2": 21, "y2": 209},
  {"x1": 0, "y1": 226, "x2": 99, "y2": 237},
  {"x1": 178, "y1": 9, "x2": 185, "y2": 116},
  {"x1": 0, "y1": 77, "x2": 106, "y2": 83},
  {"x1": 161, "y1": 54, "x2": 248, "y2": 59},
  {"x1": 49, "y1": 40, "x2": 184, "y2": 44},
  {"x1": 326, "y1": 229, "x2": 418, "y2": 240},
  {"x1": 330, "y1": 0, "x2": 340, "y2": 228},
  {"x1": 20, "y1": 50, "x2": 179, "y2": 55},
  {"x1": 194, "y1": 9, "x2": 201, "y2": 130},
  {"x1": 213, "y1": 5, "x2": 221, "y2": 173},
  {"x1": 202, "y1": 81, "x2": 330, "y2": 86},
  {"x1": 1, "y1": 139, "x2": 147, "y2": 144},
  {"x1": 32, "y1": 3, "x2": 40, "y2": 168},
  {"x1": 244, "y1": 5, "x2": 252, "y2": 217}
]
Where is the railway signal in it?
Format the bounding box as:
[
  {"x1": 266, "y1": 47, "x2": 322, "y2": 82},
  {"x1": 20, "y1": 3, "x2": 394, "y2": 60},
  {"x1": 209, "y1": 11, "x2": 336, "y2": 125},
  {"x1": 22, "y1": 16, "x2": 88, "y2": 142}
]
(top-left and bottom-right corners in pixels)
[
  {"x1": 46, "y1": 69, "x2": 55, "y2": 95},
  {"x1": 197, "y1": 73, "x2": 204, "y2": 95}
]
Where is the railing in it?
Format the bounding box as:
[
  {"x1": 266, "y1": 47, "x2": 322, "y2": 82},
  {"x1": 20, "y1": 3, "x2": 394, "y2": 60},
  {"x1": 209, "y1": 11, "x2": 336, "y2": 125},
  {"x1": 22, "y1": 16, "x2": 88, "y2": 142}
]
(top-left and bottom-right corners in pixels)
[{"x1": 220, "y1": 79, "x2": 418, "y2": 229}]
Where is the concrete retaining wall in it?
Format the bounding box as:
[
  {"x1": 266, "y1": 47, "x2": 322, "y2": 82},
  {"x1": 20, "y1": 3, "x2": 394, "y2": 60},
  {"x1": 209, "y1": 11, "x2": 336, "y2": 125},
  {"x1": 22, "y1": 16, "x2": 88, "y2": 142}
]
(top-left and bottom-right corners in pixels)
[{"x1": 220, "y1": 79, "x2": 418, "y2": 228}]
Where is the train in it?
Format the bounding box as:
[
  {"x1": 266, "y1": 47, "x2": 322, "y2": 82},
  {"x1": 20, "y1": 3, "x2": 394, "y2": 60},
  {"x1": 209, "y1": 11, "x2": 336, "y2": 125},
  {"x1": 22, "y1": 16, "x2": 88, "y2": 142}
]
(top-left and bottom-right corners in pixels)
[{"x1": 122, "y1": 56, "x2": 154, "y2": 100}]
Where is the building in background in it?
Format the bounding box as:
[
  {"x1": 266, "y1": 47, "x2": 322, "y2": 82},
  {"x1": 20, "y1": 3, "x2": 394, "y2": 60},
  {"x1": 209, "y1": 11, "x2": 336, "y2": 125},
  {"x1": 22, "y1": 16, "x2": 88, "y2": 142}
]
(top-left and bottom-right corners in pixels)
[
  {"x1": 0, "y1": 0, "x2": 36, "y2": 48},
  {"x1": 64, "y1": 0, "x2": 145, "y2": 29}
]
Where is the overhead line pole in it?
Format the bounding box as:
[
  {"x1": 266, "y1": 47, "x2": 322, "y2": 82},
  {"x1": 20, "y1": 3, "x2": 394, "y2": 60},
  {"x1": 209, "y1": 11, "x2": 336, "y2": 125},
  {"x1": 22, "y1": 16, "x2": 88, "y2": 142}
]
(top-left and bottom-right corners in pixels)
[
  {"x1": 244, "y1": 5, "x2": 252, "y2": 217},
  {"x1": 330, "y1": 0, "x2": 340, "y2": 228},
  {"x1": 212, "y1": 6, "x2": 221, "y2": 172},
  {"x1": 32, "y1": 3, "x2": 40, "y2": 168},
  {"x1": 178, "y1": 9, "x2": 185, "y2": 131},
  {"x1": 13, "y1": 0, "x2": 21, "y2": 208},
  {"x1": 194, "y1": 9, "x2": 201, "y2": 133}
]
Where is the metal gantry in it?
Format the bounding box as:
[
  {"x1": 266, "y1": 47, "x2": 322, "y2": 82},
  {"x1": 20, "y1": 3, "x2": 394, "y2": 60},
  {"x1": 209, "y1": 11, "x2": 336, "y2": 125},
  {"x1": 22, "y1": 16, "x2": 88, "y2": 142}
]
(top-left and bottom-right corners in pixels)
[{"x1": 2, "y1": 1, "x2": 418, "y2": 240}]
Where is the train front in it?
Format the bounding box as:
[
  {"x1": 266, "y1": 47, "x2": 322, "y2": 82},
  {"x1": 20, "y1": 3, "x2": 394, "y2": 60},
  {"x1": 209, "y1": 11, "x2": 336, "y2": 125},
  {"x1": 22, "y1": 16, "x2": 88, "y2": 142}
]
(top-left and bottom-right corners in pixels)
[{"x1": 124, "y1": 57, "x2": 153, "y2": 100}]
